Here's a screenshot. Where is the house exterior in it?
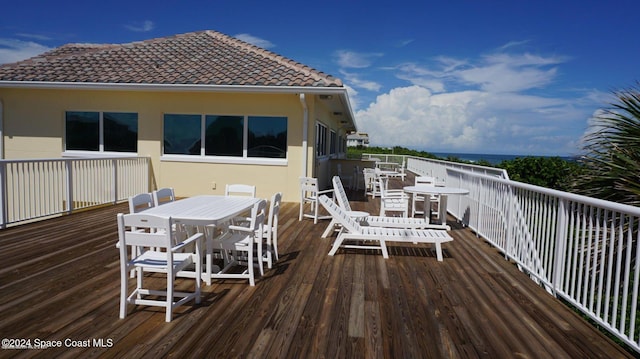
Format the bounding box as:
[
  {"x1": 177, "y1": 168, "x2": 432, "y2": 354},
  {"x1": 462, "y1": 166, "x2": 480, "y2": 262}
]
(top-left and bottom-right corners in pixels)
[
  {"x1": 0, "y1": 30, "x2": 356, "y2": 202},
  {"x1": 346, "y1": 132, "x2": 369, "y2": 147}
]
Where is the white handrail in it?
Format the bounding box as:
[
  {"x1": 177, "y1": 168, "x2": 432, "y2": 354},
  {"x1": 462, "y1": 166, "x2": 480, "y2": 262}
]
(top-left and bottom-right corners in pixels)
[
  {"x1": 402, "y1": 155, "x2": 639, "y2": 353},
  {"x1": 0, "y1": 156, "x2": 150, "y2": 228}
]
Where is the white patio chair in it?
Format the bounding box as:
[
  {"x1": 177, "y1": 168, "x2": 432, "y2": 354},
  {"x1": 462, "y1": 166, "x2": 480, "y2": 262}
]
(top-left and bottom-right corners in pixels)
[
  {"x1": 153, "y1": 187, "x2": 176, "y2": 206},
  {"x1": 378, "y1": 176, "x2": 409, "y2": 217},
  {"x1": 386, "y1": 161, "x2": 407, "y2": 181},
  {"x1": 261, "y1": 192, "x2": 282, "y2": 268},
  {"x1": 213, "y1": 199, "x2": 267, "y2": 286},
  {"x1": 299, "y1": 177, "x2": 333, "y2": 224},
  {"x1": 318, "y1": 195, "x2": 453, "y2": 261},
  {"x1": 128, "y1": 192, "x2": 154, "y2": 213},
  {"x1": 127, "y1": 192, "x2": 156, "y2": 277},
  {"x1": 224, "y1": 184, "x2": 257, "y2": 227},
  {"x1": 363, "y1": 168, "x2": 381, "y2": 198},
  {"x1": 117, "y1": 212, "x2": 203, "y2": 322},
  {"x1": 225, "y1": 184, "x2": 256, "y2": 197},
  {"x1": 411, "y1": 176, "x2": 440, "y2": 219}
]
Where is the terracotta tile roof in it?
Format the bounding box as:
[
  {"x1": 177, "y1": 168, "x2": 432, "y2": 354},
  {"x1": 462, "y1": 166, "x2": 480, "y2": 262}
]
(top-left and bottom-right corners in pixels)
[{"x1": 0, "y1": 30, "x2": 343, "y2": 88}]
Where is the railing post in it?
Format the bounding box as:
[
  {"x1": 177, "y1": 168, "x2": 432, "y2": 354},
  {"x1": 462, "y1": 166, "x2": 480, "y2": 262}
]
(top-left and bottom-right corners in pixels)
[
  {"x1": 476, "y1": 176, "x2": 483, "y2": 237},
  {"x1": 112, "y1": 159, "x2": 118, "y2": 204},
  {"x1": 505, "y1": 183, "x2": 515, "y2": 260},
  {"x1": 65, "y1": 159, "x2": 74, "y2": 213},
  {"x1": 551, "y1": 198, "x2": 569, "y2": 297},
  {"x1": 0, "y1": 161, "x2": 6, "y2": 229}
]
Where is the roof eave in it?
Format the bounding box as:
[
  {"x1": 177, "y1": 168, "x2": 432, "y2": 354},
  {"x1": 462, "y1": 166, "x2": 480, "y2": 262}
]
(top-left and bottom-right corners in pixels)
[{"x1": 0, "y1": 80, "x2": 341, "y2": 94}]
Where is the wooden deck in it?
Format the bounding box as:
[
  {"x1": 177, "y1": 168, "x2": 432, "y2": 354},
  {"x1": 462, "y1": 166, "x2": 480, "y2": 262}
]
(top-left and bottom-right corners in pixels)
[{"x1": 0, "y1": 178, "x2": 633, "y2": 358}]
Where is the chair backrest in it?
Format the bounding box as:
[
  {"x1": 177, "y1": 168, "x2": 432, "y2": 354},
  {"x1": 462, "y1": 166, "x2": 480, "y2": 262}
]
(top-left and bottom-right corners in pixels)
[
  {"x1": 117, "y1": 213, "x2": 174, "y2": 252},
  {"x1": 362, "y1": 169, "x2": 375, "y2": 188},
  {"x1": 225, "y1": 184, "x2": 256, "y2": 197},
  {"x1": 331, "y1": 176, "x2": 352, "y2": 211},
  {"x1": 318, "y1": 195, "x2": 362, "y2": 234},
  {"x1": 415, "y1": 176, "x2": 436, "y2": 186},
  {"x1": 377, "y1": 176, "x2": 390, "y2": 196},
  {"x1": 153, "y1": 187, "x2": 175, "y2": 206},
  {"x1": 265, "y1": 192, "x2": 282, "y2": 238},
  {"x1": 128, "y1": 192, "x2": 154, "y2": 213},
  {"x1": 249, "y1": 199, "x2": 267, "y2": 233},
  {"x1": 300, "y1": 177, "x2": 320, "y2": 197}
]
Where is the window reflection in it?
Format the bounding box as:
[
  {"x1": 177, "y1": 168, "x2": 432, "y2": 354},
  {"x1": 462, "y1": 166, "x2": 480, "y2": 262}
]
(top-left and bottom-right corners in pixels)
[
  {"x1": 205, "y1": 115, "x2": 243, "y2": 156},
  {"x1": 104, "y1": 112, "x2": 138, "y2": 152},
  {"x1": 163, "y1": 114, "x2": 287, "y2": 159},
  {"x1": 66, "y1": 111, "x2": 99, "y2": 151},
  {"x1": 65, "y1": 111, "x2": 138, "y2": 152},
  {"x1": 248, "y1": 116, "x2": 287, "y2": 158},
  {"x1": 163, "y1": 114, "x2": 201, "y2": 155}
]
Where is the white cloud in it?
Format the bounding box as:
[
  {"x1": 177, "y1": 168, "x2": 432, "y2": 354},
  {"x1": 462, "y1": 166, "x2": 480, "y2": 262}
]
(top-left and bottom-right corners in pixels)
[
  {"x1": 334, "y1": 50, "x2": 382, "y2": 69},
  {"x1": 343, "y1": 84, "x2": 360, "y2": 119},
  {"x1": 340, "y1": 70, "x2": 382, "y2": 92},
  {"x1": 397, "y1": 39, "x2": 414, "y2": 47},
  {"x1": 355, "y1": 85, "x2": 590, "y2": 156},
  {"x1": 0, "y1": 38, "x2": 51, "y2": 64},
  {"x1": 15, "y1": 33, "x2": 52, "y2": 41},
  {"x1": 234, "y1": 34, "x2": 275, "y2": 49},
  {"x1": 347, "y1": 44, "x2": 594, "y2": 155},
  {"x1": 124, "y1": 20, "x2": 155, "y2": 32}
]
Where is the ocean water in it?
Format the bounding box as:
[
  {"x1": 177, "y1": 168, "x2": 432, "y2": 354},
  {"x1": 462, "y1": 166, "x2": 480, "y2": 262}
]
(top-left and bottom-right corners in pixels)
[{"x1": 430, "y1": 152, "x2": 575, "y2": 165}]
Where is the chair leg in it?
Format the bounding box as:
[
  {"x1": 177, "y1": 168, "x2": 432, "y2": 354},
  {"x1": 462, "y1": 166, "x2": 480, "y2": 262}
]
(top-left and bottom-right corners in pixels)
[
  {"x1": 328, "y1": 234, "x2": 345, "y2": 256},
  {"x1": 257, "y1": 241, "x2": 264, "y2": 276},
  {"x1": 166, "y1": 273, "x2": 173, "y2": 322},
  {"x1": 120, "y1": 267, "x2": 128, "y2": 319},
  {"x1": 248, "y1": 249, "x2": 255, "y2": 286},
  {"x1": 322, "y1": 219, "x2": 338, "y2": 238},
  {"x1": 435, "y1": 242, "x2": 443, "y2": 261},
  {"x1": 299, "y1": 201, "x2": 303, "y2": 221},
  {"x1": 313, "y1": 200, "x2": 319, "y2": 224},
  {"x1": 273, "y1": 232, "x2": 279, "y2": 261}
]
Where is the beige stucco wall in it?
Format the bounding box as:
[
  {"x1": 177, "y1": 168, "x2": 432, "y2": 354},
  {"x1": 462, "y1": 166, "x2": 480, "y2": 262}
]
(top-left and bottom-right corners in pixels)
[{"x1": 0, "y1": 87, "x2": 348, "y2": 202}]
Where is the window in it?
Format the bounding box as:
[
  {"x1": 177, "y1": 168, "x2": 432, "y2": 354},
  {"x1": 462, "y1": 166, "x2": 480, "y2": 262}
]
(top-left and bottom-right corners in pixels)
[
  {"x1": 65, "y1": 111, "x2": 138, "y2": 153},
  {"x1": 316, "y1": 123, "x2": 327, "y2": 157},
  {"x1": 247, "y1": 116, "x2": 287, "y2": 158},
  {"x1": 163, "y1": 114, "x2": 288, "y2": 159},
  {"x1": 205, "y1": 115, "x2": 243, "y2": 156},
  {"x1": 163, "y1": 114, "x2": 201, "y2": 155},
  {"x1": 329, "y1": 130, "x2": 337, "y2": 155}
]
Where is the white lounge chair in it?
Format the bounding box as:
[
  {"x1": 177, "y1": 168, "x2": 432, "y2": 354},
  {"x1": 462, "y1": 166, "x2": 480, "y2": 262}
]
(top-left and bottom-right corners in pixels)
[
  {"x1": 318, "y1": 195, "x2": 453, "y2": 261},
  {"x1": 322, "y1": 176, "x2": 448, "y2": 238}
]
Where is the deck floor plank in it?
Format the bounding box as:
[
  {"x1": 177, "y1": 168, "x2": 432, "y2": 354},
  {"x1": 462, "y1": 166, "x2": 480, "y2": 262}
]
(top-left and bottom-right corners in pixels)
[{"x1": 0, "y1": 173, "x2": 634, "y2": 358}]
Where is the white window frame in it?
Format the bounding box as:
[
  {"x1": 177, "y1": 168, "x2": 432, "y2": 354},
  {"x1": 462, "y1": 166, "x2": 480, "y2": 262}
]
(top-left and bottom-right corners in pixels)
[{"x1": 161, "y1": 114, "x2": 288, "y2": 166}]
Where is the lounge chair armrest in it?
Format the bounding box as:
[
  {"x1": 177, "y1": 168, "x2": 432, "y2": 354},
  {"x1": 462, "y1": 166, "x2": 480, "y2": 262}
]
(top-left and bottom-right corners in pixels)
[{"x1": 317, "y1": 188, "x2": 334, "y2": 196}]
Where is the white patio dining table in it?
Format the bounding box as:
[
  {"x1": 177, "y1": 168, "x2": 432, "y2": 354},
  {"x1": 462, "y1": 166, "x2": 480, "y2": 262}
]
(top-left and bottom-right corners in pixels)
[
  {"x1": 403, "y1": 185, "x2": 469, "y2": 228},
  {"x1": 142, "y1": 195, "x2": 262, "y2": 284}
]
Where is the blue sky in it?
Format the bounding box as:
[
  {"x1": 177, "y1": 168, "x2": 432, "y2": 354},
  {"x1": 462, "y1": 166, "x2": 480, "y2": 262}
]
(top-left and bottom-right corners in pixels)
[{"x1": 2, "y1": 1, "x2": 639, "y2": 156}]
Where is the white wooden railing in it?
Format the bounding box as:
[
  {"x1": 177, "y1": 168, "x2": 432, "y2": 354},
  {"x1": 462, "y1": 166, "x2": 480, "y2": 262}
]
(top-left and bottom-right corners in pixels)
[
  {"x1": 395, "y1": 154, "x2": 639, "y2": 353},
  {"x1": 362, "y1": 153, "x2": 509, "y2": 180},
  {"x1": 0, "y1": 157, "x2": 150, "y2": 228}
]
